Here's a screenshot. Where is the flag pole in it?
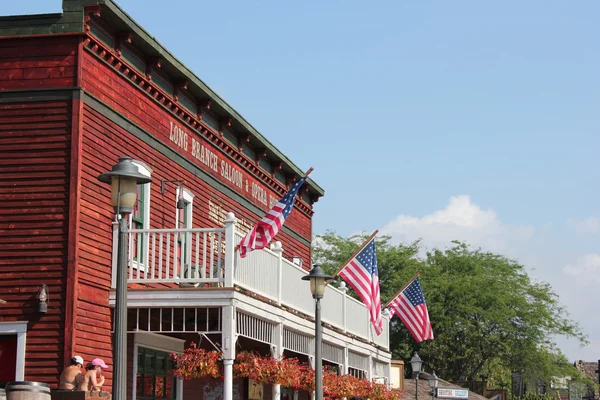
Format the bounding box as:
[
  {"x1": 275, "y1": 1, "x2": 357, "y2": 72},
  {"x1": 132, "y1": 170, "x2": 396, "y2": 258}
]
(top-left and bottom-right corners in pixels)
[
  {"x1": 235, "y1": 167, "x2": 314, "y2": 253},
  {"x1": 325, "y1": 230, "x2": 379, "y2": 285},
  {"x1": 383, "y1": 270, "x2": 422, "y2": 308}
]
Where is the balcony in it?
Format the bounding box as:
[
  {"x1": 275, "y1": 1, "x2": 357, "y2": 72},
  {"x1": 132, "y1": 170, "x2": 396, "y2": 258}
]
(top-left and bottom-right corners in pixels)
[{"x1": 112, "y1": 213, "x2": 389, "y2": 350}]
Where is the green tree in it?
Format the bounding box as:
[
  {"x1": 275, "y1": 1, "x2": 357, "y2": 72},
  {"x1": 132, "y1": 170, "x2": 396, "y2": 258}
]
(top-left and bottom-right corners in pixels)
[{"x1": 313, "y1": 232, "x2": 587, "y2": 385}]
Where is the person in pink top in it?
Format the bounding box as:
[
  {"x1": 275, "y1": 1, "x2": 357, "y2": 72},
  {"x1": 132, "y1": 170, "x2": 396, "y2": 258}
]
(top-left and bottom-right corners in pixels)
[{"x1": 79, "y1": 358, "x2": 108, "y2": 392}]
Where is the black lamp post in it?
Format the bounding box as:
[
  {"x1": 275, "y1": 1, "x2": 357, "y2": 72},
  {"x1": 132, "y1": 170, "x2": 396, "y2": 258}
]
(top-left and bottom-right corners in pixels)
[
  {"x1": 480, "y1": 374, "x2": 488, "y2": 395},
  {"x1": 429, "y1": 372, "x2": 439, "y2": 400},
  {"x1": 411, "y1": 352, "x2": 423, "y2": 400},
  {"x1": 302, "y1": 265, "x2": 331, "y2": 400},
  {"x1": 98, "y1": 157, "x2": 151, "y2": 400}
]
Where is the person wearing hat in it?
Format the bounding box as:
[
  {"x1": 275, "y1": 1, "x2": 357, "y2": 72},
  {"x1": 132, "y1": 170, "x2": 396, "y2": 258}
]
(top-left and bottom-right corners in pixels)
[
  {"x1": 59, "y1": 356, "x2": 85, "y2": 390},
  {"x1": 79, "y1": 358, "x2": 108, "y2": 392}
]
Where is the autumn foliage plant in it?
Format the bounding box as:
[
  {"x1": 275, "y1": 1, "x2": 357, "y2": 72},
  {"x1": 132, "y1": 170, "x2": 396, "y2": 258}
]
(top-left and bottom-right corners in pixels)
[
  {"x1": 170, "y1": 343, "x2": 221, "y2": 379},
  {"x1": 171, "y1": 346, "x2": 400, "y2": 399}
]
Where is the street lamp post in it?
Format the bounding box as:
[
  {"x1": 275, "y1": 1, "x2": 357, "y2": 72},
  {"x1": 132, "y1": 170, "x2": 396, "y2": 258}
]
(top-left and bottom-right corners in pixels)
[
  {"x1": 479, "y1": 374, "x2": 488, "y2": 396},
  {"x1": 301, "y1": 265, "x2": 332, "y2": 400},
  {"x1": 411, "y1": 352, "x2": 423, "y2": 400},
  {"x1": 429, "y1": 372, "x2": 439, "y2": 400},
  {"x1": 98, "y1": 157, "x2": 151, "y2": 400}
]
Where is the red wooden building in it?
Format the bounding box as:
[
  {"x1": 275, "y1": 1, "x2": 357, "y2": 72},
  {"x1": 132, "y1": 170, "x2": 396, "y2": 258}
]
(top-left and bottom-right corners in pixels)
[{"x1": 0, "y1": 1, "x2": 391, "y2": 399}]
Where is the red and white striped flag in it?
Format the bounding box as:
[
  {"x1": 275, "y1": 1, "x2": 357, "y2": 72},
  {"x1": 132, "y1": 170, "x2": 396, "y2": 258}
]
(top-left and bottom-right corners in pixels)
[
  {"x1": 338, "y1": 237, "x2": 383, "y2": 335},
  {"x1": 388, "y1": 277, "x2": 433, "y2": 343},
  {"x1": 238, "y1": 175, "x2": 308, "y2": 258}
]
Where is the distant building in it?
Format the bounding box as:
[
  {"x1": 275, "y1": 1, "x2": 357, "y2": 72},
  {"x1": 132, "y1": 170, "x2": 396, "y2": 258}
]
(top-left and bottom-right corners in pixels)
[{"x1": 574, "y1": 360, "x2": 599, "y2": 384}]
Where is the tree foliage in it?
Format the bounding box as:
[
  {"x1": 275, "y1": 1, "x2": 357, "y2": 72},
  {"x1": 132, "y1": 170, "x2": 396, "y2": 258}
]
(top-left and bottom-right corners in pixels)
[{"x1": 313, "y1": 232, "x2": 588, "y2": 384}]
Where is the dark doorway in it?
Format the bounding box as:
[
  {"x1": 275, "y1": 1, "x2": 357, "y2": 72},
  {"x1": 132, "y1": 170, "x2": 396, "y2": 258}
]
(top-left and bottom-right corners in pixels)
[{"x1": 0, "y1": 335, "x2": 17, "y2": 382}]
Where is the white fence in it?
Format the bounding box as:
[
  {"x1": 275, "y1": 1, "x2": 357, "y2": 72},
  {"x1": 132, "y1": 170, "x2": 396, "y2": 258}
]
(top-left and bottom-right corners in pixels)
[{"x1": 113, "y1": 213, "x2": 389, "y2": 350}]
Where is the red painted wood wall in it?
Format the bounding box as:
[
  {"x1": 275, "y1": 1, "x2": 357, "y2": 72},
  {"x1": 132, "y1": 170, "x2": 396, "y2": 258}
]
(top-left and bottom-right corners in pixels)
[
  {"x1": 0, "y1": 21, "x2": 315, "y2": 391},
  {"x1": 0, "y1": 35, "x2": 80, "y2": 385},
  {"x1": 0, "y1": 98, "x2": 73, "y2": 384}
]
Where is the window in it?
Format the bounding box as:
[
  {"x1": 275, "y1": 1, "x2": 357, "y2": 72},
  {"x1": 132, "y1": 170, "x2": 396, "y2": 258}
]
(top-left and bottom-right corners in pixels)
[
  {"x1": 177, "y1": 92, "x2": 197, "y2": 114},
  {"x1": 301, "y1": 191, "x2": 311, "y2": 204},
  {"x1": 348, "y1": 367, "x2": 367, "y2": 380},
  {"x1": 150, "y1": 69, "x2": 174, "y2": 96},
  {"x1": 90, "y1": 22, "x2": 114, "y2": 48},
  {"x1": 136, "y1": 347, "x2": 175, "y2": 400},
  {"x1": 274, "y1": 169, "x2": 286, "y2": 185},
  {"x1": 201, "y1": 110, "x2": 219, "y2": 132},
  {"x1": 130, "y1": 161, "x2": 152, "y2": 265},
  {"x1": 175, "y1": 188, "x2": 194, "y2": 267},
  {"x1": 242, "y1": 143, "x2": 255, "y2": 161},
  {"x1": 222, "y1": 128, "x2": 238, "y2": 147},
  {"x1": 121, "y1": 45, "x2": 146, "y2": 73},
  {"x1": 258, "y1": 158, "x2": 273, "y2": 174}
]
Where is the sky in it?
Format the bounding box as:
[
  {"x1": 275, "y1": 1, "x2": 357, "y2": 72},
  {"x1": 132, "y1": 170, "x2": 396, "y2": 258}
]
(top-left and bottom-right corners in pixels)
[{"x1": 6, "y1": 1, "x2": 599, "y2": 362}]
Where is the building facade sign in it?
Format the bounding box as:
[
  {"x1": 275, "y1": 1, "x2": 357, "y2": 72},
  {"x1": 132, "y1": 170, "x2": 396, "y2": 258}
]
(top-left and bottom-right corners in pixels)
[
  {"x1": 436, "y1": 388, "x2": 469, "y2": 399},
  {"x1": 169, "y1": 120, "x2": 278, "y2": 208}
]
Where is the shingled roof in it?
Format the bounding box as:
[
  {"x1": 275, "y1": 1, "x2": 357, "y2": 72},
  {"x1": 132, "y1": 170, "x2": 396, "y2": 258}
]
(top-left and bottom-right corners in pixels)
[{"x1": 402, "y1": 374, "x2": 491, "y2": 400}]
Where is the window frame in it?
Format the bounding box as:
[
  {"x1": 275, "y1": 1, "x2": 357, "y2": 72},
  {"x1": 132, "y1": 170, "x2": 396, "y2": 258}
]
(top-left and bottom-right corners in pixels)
[
  {"x1": 132, "y1": 333, "x2": 184, "y2": 400},
  {"x1": 175, "y1": 187, "x2": 194, "y2": 267},
  {"x1": 129, "y1": 161, "x2": 151, "y2": 268}
]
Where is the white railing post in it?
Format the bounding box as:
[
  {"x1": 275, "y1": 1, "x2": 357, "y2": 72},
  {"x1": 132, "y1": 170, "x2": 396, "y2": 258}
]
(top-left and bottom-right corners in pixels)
[
  {"x1": 308, "y1": 356, "x2": 316, "y2": 400},
  {"x1": 222, "y1": 302, "x2": 236, "y2": 400},
  {"x1": 339, "y1": 281, "x2": 348, "y2": 333},
  {"x1": 343, "y1": 347, "x2": 349, "y2": 375},
  {"x1": 271, "y1": 320, "x2": 284, "y2": 400},
  {"x1": 271, "y1": 241, "x2": 283, "y2": 306},
  {"x1": 223, "y1": 212, "x2": 236, "y2": 287}
]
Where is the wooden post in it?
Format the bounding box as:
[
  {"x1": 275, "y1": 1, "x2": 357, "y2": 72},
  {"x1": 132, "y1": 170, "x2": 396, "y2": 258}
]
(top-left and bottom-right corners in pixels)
[
  {"x1": 383, "y1": 270, "x2": 422, "y2": 309},
  {"x1": 326, "y1": 230, "x2": 379, "y2": 285}
]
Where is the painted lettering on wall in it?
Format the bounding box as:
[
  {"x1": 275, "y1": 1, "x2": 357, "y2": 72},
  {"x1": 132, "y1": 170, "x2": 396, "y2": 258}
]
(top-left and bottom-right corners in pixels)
[
  {"x1": 208, "y1": 200, "x2": 252, "y2": 237},
  {"x1": 191, "y1": 138, "x2": 218, "y2": 172},
  {"x1": 169, "y1": 121, "x2": 188, "y2": 151},
  {"x1": 221, "y1": 160, "x2": 243, "y2": 189},
  {"x1": 168, "y1": 120, "x2": 278, "y2": 208}
]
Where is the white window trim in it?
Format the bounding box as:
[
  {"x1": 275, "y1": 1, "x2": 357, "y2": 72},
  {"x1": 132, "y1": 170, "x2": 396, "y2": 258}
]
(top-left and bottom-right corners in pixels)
[
  {"x1": 129, "y1": 161, "x2": 152, "y2": 271},
  {"x1": 132, "y1": 332, "x2": 184, "y2": 400},
  {"x1": 175, "y1": 187, "x2": 194, "y2": 266},
  {"x1": 175, "y1": 187, "x2": 194, "y2": 230},
  {"x1": 0, "y1": 321, "x2": 27, "y2": 380}
]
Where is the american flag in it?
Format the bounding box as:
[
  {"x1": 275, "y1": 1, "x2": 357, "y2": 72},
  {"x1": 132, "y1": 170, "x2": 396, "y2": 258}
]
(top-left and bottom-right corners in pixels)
[
  {"x1": 239, "y1": 176, "x2": 307, "y2": 258},
  {"x1": 339, "y1": 239, "x2": 383, "y2": 335},
  {"x1": 388, "y1": 278, "x2": 433, "y2": 343}
]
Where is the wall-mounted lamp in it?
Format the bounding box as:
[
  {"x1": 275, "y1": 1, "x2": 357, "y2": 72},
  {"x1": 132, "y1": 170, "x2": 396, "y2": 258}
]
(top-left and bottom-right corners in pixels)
[
  {"x1": 38, "y1": 284, "x2": 48, "y2": 314},
  {"x1": 161, "y1": 179, "x2": 186, "y2": 209}
]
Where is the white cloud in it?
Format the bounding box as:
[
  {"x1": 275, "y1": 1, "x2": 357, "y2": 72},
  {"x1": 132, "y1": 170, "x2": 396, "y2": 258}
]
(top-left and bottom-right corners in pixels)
[
  {"x1": 567, "y1": 217, "x2": 600, "y2": 234},
  {"x1": 563, "y1": 254, "x2": 600, "y2": 282},
  {"x1": 377, "y1": 195, "x2": 600, "y2": 361},
  {"x1": 381, "y1": 195, "x2": 534, "y2": 254}
]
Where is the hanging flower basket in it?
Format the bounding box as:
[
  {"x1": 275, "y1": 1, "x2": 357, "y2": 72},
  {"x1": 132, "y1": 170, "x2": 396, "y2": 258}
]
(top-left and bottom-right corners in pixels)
[
  {"x1": 233, "y1": 352, "x2": 279, "y2": 384},
  {"x1": 170, "y1": 343, "x2": 222, "y2": 379},
  {"x1": 171, "y1": 344, "x2": 401, "y2": 399}
]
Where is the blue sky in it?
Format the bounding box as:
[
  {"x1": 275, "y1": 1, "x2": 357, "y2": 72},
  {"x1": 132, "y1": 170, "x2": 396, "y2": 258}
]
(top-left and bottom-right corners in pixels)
[{"x1": 7, "y1": 1, "x2": 599, "y2": 361}]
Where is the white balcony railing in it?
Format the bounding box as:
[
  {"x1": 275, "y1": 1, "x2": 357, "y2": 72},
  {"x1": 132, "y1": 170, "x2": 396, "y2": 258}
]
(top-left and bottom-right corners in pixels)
[{"x1": 114, "y1": 212, "x2": 389, "y2": 349}]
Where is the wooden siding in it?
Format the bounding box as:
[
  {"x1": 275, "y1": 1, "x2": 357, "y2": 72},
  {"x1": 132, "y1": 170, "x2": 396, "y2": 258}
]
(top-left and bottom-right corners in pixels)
[
  {"x1": 0, "y1": 99, "x2": 72, "y2": 385},
  {"x1": 79, "y1": 50, "x2": 312, "y2": 257},
  {"x1": 0, "y1": 36, "x2": 78, "y2": 90}
]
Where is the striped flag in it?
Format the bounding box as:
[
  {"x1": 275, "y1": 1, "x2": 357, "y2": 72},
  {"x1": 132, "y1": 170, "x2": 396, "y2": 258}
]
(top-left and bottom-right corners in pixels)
[
  {"x1": 388, "y1": 278, "x2": 433, "y2": 343},
  {"x1": 339, "y1": 238, "x2": 383, "y2": 335},
  {"x1": 239, "y1": 176, "x2": 307, "y2": 258}
]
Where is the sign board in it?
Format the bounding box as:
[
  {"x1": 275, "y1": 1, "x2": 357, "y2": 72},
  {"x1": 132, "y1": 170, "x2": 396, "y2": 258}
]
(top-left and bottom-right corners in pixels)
[
  {"x1": 436, "y1": 387, "x2": 469, "y2": 399},
  {"x1": 248, "y1": 379, "x2": 264, "y2": 400}
]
